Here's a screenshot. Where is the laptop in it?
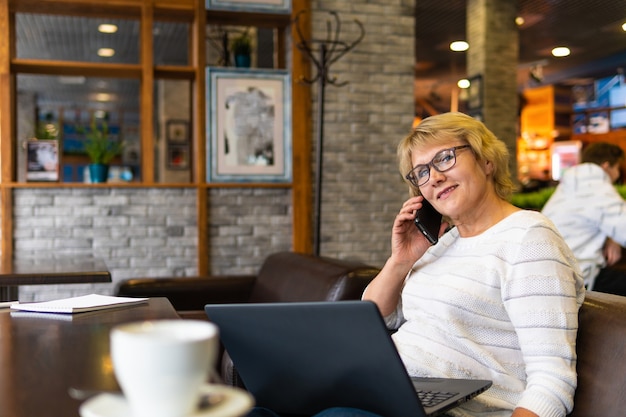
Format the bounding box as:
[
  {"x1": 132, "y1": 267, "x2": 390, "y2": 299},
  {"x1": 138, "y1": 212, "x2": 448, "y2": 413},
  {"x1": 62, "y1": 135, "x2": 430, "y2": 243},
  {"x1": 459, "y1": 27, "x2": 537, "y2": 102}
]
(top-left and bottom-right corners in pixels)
[{"x1": 205, "y1": 301, "x2": 492, "y2": 417}]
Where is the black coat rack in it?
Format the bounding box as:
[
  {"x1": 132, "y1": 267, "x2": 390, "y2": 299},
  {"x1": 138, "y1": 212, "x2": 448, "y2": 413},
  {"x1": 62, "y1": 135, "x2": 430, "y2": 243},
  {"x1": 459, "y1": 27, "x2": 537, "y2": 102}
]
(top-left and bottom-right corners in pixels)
[{"x1": 293, "y1": 10, "x2": 365, "y2": 256}]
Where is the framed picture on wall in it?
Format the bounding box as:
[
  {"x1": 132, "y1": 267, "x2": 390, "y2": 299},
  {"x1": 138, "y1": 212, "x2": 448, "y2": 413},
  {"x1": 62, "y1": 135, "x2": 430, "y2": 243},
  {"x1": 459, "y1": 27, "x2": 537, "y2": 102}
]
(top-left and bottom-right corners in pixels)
[
  {"x1": 26, "y1": 139, "x2": 59, "y2": 182},
  {"x1": 205, "y1": 0, "x2": 291, "y2": 14},
  {"x1": 166, "y1": 120, "x2": 189, "y2": 144},
  {"x1": 167, "y1": 145, "x2": 190, "y2": 170},
  {"x1": 206, "y1": 67, "x2": 291, "y2": 183}
]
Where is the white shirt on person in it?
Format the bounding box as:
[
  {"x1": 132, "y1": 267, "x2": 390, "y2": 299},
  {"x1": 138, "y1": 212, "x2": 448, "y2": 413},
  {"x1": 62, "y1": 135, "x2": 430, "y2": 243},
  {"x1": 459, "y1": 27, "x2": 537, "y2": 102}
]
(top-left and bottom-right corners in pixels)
[
  {"x1": 542, "y1": 162, "x2": 626, "y2": 289},
  {"x1": 383, "y1": 210, "x2": 584, "y2": 417}
]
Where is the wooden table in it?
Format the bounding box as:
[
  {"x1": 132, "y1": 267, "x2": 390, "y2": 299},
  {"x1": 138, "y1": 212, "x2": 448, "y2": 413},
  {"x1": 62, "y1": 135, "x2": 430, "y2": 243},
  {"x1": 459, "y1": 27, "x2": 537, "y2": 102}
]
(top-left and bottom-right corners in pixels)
[
  {"x1": 0, "y1": 258, "x2": 111, "y2": 301},
  {"x1": 0, "y1": 298, "x2": 179, "y2": 417}
]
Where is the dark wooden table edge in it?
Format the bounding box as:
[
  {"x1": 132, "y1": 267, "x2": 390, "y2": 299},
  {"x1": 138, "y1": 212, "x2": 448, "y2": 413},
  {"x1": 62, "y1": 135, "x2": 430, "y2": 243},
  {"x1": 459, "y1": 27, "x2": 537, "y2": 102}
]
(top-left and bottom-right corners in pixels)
[{"x1": 0, "y1": 271, "x2": 112, "y2": 286}]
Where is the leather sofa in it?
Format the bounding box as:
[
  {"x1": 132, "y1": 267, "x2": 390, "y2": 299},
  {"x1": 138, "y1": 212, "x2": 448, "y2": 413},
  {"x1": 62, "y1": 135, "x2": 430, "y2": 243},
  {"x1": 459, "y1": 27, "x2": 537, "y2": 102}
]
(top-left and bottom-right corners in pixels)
[
  {"x1": 115, "y1": 254, "x2": 626, "y2": 416},
  {"x1": 115, "y1": 251, "x2": 380, "y2": 321},
  {"x1": 569, "y1": 290, "x2": 626, "y2": 417}
]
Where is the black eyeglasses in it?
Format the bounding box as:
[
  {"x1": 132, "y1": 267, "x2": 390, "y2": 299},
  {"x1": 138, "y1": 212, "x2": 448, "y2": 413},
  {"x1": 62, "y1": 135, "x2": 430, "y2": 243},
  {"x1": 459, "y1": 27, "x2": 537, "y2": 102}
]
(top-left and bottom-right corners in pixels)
[{"x1": 405, "y1": 145, "x2": 471, "y2": 187}]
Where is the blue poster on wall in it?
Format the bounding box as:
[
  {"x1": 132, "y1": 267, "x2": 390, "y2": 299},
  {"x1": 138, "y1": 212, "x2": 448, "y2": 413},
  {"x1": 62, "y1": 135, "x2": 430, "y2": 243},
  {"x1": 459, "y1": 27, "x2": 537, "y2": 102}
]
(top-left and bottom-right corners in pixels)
[{"x1": 62, "y1": 123, "x2": 121, "y2": 154}]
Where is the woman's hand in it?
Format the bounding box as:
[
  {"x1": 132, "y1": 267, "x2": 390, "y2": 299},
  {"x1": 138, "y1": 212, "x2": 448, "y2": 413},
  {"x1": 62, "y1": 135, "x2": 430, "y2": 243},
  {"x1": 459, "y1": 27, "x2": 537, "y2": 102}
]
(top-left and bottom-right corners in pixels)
[
  {"x1": 363, "y1": 196, "x2": 448, "y2": 316},
  {"x1": 603, "y1": 238, "x2": 623, "y2": 266},
  {"x1": 390, "y1": 196, "x2": 446, "y2": 264}
]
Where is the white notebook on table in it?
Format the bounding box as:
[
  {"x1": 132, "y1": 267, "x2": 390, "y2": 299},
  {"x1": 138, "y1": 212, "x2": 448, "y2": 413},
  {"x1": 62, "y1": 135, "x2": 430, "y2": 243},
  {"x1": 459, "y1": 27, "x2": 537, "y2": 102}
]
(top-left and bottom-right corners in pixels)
[{"x1": 10, "y1": 294, "x2": 148, "y2": 314}]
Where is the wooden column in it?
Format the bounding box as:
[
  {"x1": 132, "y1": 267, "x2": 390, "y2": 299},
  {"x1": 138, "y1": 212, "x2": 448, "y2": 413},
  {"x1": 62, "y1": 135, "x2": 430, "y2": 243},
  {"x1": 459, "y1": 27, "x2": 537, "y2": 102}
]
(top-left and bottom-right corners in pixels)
[
  {"x1": 140, "y1": 1, "x2": 155, "y2": 183},
  {"x1": 291, "y1": 0, "x2": 313, "y2": 253}
]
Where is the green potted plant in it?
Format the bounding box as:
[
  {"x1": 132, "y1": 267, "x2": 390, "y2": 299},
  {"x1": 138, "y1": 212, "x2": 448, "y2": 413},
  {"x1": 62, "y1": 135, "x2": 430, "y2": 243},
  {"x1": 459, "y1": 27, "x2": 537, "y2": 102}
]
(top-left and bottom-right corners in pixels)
[
  {"x1": 230, "y1": 30, "x2": 252, "y2": 68},
  {"x1": 83, "y1": 120, "x2": 124, "y2": 183}
]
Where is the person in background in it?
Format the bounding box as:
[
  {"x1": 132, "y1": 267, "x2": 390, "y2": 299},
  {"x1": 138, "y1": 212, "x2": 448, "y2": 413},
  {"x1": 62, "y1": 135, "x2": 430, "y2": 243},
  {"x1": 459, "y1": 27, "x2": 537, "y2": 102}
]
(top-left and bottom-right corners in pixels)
[
  {"x1": 363, "y1": 112, "x2": 584, "y2": 417},
  {"x1": 542, "y1": 141, "x2": 626, "y2": 295}
]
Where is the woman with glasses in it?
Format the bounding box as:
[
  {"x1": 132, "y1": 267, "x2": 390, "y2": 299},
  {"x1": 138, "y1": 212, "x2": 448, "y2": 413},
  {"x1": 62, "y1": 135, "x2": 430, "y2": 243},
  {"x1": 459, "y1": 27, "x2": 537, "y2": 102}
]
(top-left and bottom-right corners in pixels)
[{"x1": 363, "y1": 112, "x2": 585, "y2": 417}]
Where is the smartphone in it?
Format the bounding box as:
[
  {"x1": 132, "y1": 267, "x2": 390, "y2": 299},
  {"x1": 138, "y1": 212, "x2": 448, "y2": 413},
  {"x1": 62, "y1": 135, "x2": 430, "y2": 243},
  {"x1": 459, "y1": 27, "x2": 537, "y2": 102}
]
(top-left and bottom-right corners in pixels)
[{"x1": 414, "y1": 198, "x2": 443, "y2": 245}]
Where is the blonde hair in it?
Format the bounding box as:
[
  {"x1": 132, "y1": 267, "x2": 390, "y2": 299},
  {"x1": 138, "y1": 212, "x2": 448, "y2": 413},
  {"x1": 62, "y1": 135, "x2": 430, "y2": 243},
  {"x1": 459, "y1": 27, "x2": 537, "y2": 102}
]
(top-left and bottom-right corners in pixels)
[{"x1": 398, "y1": 112, "x2": 516, "y2": 198}]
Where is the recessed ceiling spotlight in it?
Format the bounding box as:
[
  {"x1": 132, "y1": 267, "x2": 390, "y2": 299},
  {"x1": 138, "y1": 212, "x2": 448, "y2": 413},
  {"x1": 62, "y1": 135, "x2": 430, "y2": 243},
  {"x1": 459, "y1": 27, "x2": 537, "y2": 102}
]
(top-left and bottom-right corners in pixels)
[
  {"x1": 98, "y1": 24, "x2": 118, "y2": 34},
  {"x1": 58, "y1": 76, "x2": 86, "y2": 85},
  {"x1": 98, "y1": 48, "x2": 115, "y2": 57},
  {"x1": 450, "y1": 41, "x2": 469, "y2": 52},
  {"x1": 515, "y1": 16, "x2": 525, "y2": 26},
  {"x1": 552, "y1": 47, "x2": 570, "y2": 57},
  {"x1": 457, "y1": 79, "x2": 470, "y2": 89},
  {"x1": 95, "y1": 93, "x2": 112, "y2": 102},
  {"x1": 622, "y1": 22, "x2": 626, "y2": 31}
]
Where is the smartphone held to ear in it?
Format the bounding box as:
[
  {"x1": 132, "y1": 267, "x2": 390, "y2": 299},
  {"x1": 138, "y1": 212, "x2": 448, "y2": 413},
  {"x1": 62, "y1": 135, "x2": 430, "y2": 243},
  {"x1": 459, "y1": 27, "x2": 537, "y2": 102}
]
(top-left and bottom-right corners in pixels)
[{"x1": 414, "y1": 198, "x2": 443, "y2": 245}]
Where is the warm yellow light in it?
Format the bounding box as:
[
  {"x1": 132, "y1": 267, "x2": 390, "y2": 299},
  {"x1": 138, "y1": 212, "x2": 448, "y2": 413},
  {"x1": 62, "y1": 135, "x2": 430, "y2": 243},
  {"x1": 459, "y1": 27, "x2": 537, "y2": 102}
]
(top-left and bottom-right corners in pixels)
[
  {"x1": 515, "y1": 16, "x2": 525, "y2": 26},
  {"x1": 97, "y1": 48, "x2": 115, "y2": 57},
  {"x1": 450, "y1": 41, "x2": 469, "y2": 52},
  {"x1": 551, "y1": 47, "x2": 570, "y2": 57},
  {"x1": 95, "y1": 93, "x2": 111, "y2": 102},
  {"x1": 457, "y1": 79, "x2": 470, "y2": 89},
  {"x1": 622, "y1": 22, "x2": 626, "y2": 31},
  {"x1": 98, "y1": 24, "x2": 118, "y2": 34}
]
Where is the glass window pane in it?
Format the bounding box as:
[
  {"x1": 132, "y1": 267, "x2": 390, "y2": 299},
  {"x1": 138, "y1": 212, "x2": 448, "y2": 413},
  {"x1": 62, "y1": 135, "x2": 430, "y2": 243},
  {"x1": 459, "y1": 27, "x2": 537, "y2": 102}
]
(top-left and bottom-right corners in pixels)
[
  {"x1": 16, "y1": 14, "x2": 139, "y2": 64},
  {"x1": 16, "y1": 75, "x2": 140, "y2": 183},
  {"x1": 154, "y1": 21, "x2": 189, "y2": 66}
]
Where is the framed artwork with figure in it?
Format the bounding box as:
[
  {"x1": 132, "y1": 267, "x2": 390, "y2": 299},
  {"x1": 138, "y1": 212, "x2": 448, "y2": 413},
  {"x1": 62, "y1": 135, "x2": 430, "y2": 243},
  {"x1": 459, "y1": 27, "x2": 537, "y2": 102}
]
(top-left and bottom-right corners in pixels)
[
  {"x1": 205, "y1": 68, "x2": 291, "y2": 183},
  {"x1": 26, "y1": 139, "x2": 59, "y2": 182}
]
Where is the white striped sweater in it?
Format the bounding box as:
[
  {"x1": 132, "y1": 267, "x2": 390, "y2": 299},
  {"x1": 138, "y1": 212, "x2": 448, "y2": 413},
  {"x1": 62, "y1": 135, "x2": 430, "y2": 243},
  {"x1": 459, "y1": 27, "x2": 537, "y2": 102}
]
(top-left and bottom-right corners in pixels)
[{"x1": 386, "y1": 210, "x2": 585, "y2": 417}]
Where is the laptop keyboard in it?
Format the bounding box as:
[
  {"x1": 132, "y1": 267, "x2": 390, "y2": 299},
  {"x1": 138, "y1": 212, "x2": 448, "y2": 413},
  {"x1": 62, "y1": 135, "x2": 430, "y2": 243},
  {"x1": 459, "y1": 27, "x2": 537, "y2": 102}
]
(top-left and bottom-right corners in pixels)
[{"x1": 416, "y1": 390, "x2": 458, "y2": 407}]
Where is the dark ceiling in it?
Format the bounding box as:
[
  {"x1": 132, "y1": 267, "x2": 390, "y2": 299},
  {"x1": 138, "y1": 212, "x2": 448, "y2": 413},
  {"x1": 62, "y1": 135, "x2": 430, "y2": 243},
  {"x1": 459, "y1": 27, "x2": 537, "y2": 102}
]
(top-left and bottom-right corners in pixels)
[{"x1": 414, "y1": 0, "x2": 626, "y2": 113}]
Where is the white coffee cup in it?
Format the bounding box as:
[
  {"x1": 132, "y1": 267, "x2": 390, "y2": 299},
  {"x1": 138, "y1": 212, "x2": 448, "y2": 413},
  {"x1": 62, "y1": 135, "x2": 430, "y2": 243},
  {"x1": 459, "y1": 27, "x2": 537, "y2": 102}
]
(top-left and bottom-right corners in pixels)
[{"x1": 110, "y1": 320, "x2": 219, "y2": 417}]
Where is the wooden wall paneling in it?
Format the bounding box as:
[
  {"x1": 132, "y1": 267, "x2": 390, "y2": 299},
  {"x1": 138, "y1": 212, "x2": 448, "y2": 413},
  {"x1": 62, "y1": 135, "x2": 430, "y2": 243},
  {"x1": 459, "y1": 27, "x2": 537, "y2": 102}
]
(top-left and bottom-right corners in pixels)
[
  {"x1": 9, "y1": 0, "x2": 142, "y2": 18},
  {"x1": 290, "y1": 0, "x2": 312, "y2": 253},
  {"x1": 0, "y1": 0, "x2": 14, "y2": 267},
  {"x1": 140, "y1": 1, "x2": 155, "y2": 183},
  {"x1": 11, "y1": 60, "x2": 142, "y2": 77},
  {"x1": 1, "y1": 188, "x2": 12, "y2": 269},
  {"x1": 193, "y1": 0, "x2": 208, "y2": 275},
  {"x1": 0, "y1": 0, "x2": 13, "y2": 185}
]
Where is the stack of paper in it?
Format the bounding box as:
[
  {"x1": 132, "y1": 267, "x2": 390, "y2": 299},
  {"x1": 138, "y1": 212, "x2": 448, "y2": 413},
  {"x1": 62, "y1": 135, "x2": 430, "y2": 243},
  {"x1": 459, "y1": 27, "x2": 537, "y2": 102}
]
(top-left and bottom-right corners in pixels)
[{"x1": 10, "y1": 294, "x2": 148, "y2": 314}]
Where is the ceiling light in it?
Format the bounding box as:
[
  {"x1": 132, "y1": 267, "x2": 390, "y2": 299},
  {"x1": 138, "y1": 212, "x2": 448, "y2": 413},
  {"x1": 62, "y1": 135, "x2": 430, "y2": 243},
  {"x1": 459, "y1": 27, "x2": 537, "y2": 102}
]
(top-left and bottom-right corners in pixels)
[
  {"x1": 98, "y1": 24, "x2": 118, "y2": 34},
  {"x1": 622, "y1": 22, "x2": 626, "y2": 31},
  {"x1": 97, "y1": 48, "x2": 115, "y2": 57},
  {"x1": 450, "y1": 41, "x2": 469, "y2": 52},
  {"x1": 95, "y1": 93, "x2": 112, "y2": 102},
  {"x1": 58, "y1": 76, "x2": 86, "y2": 85},
  {"x1": 515, "y1": 16, "x2": 525, "y2": 26},
  {"x1": 457, "y1": 79, "x2": 470, "y2": 89},
  {"x1": 552, "y1": 47, "x2": 570, "y2": 57}
]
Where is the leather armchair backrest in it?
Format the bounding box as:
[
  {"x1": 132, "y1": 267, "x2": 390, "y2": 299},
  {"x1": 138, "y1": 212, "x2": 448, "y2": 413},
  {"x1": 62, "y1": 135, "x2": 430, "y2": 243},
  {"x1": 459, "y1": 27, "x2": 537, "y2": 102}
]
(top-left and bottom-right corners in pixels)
[
  {"x1": 248, "y1": 251, "x2": 380, "y2": 303},
  {"x1": 569, "y1": 291, "x2": 626, "y2": 416}
]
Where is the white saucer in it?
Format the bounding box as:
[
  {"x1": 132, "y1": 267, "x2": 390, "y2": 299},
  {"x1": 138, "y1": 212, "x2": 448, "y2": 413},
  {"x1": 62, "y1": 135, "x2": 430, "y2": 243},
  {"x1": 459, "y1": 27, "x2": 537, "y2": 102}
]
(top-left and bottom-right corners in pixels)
[{"x1": 79, "y1": 384, "x2": 254, "y2": 417}]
